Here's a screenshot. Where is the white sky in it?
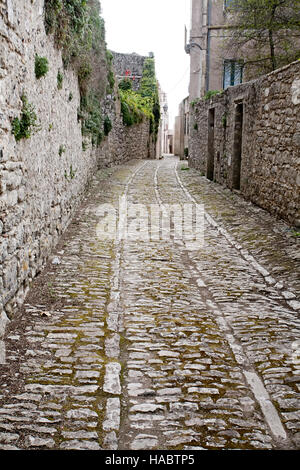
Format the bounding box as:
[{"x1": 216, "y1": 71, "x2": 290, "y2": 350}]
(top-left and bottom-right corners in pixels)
[{"x1": 100, "y1": 0, "x2": 191, "y2": 129}]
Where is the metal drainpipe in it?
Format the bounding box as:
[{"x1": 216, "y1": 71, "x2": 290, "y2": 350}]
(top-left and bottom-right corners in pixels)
[{"x1": 205, "y1": 0, "x2": 212, "y2": 92}]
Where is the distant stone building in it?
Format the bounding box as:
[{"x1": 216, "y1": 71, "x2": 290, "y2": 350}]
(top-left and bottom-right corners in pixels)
[
  {"x1": 186, "y1": 0, "x2": 243, "y2": 100},
  {"x1": 174, "y1": 96, "x2": 189, "y2": 159},
  {"x1": 157, "y1": 85, "x2": 170, "y2": 157},
  {"x1": 112, "y1": 51, "x2": 164, "y2": 159},
  {"x1": 111, "y1": 51, "x2": 148, "y2": 91}
]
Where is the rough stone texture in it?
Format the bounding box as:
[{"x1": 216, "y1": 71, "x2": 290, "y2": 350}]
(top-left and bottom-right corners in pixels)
[
  {"x1": 111, "y1": 51, "x2": 147, "y2": 91},
  {"x1": 0, "y1": 157, "x2": 299, "y2": 450},
  {"x1": 189, "y1": 60, "x2": 300, "y2": 227},
  {"x1": 0, "y1": 0, "x2": 156, "y2": 319}
]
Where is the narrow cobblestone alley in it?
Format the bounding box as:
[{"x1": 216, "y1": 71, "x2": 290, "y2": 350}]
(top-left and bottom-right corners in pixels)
[{"x1": 0, "y1": 156, "x2": 299, "y2": 451}]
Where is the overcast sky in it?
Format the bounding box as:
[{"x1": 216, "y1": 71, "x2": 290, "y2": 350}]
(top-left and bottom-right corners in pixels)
[{"x1": 100, "y1": 0, "x2": 191, "y2": 129}]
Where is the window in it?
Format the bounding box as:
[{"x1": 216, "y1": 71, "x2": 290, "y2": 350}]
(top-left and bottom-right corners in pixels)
[
  {"x1": 224, "y1": 0, "x2": 234, "y2": 9},
  {"x1": 223, "y1": 60, "x2": 243, "y2": 89}
]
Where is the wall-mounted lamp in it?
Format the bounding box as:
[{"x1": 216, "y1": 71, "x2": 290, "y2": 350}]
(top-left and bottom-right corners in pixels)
[{"x1": 185, "y1": 42, "x2": 204, "y2": 54}]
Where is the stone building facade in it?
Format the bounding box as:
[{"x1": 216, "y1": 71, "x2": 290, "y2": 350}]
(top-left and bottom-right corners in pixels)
[
  {"x1": 174, "y1": 96, "x2": 190, "y2": 159},
  {"x1": 189, "y1": 60, "x2": 300, "y2": 227},
  {"x1": 0, "y1": 0, "x2": 157, "y2": 318},
  {"x1": 157, "y1": 86, "x2": 170, "y2": 157},
  {"x1": 186, "y1": 0, "x2": 243, "y2": 100}
]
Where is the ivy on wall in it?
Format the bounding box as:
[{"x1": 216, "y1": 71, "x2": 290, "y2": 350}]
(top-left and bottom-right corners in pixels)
[
  {"x1": 119, "y1": 57, "x2": 160, "y2": 138},
  {"x1": 44, "y1": 0, "x2": 111, "y2": 146}
]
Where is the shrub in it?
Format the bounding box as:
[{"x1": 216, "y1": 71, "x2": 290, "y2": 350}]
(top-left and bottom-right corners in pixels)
[
  {"x1": 119, "y1": 78, "x2": 132, "y2": 91},
  {"x1": 78, "y1": 62, "x2": 92, "y2": 93},
  {"x1": 203, "y1": 90, "x2": 222, "y2": 100},
  {"x1": 104, "y1": 116, "x2": 112, "y2": 136},
  {"x1": 119, "y1": 89, "x2": 149, "y2": 127},
  {"x1": 64, "y1": 164, "x2": 77, "y2": 181},
  {"x1": 120, "y1": 100, "x2": 134, "y2": 127},
  {"x1": 35, "y1": 55, "x2": 49, "y2": 79},
  {"x1": 44, "y1": 2, "x2": 114, "y2": 146},
  {"x1": 59, "y1": 144, "x2": 66, "y2": 156},
  {"x1": 119, "y1": 58, "x2": 160, "y2": 134},
  {"x1": 11, "y1": 95, "x2": 39, "y2": 141},
  {"x1": 140, "y1": 57, "x2": 160, "y2": 137},
  {"x1": 80, "y1": 90, "x2": 103, "y2": 146},
  {"x1": 57, "y1": 70, "x2": 64, "y2": 89}
]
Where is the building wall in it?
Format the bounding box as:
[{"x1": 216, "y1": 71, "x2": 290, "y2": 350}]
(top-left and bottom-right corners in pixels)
[
  {"x1": 174, "y1": 116, "x2": 181, "y2": 157},
  {"x1": 188, "y1": 0, "x2": 204, "y2": 100},
  {"x1": 0, "y1": 0, "x2": 156, "y2": 318},
  {"x1": 189, "y1": 60, "x2": 300, "y2": 226},
  {"x1": 174, "y1": 97, "x2": 190, "y2": 159},
  {"x1": 188, "y1": 0, "x2": 241, "y2": 99},
  {"x1": 157, "y1": 86, "x2": 169, "y2": 157}
]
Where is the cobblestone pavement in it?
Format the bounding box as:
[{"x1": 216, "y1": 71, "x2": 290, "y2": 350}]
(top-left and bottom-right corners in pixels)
[{"x1": 0, "y1": 156, "x2": 299, "y2": 450}]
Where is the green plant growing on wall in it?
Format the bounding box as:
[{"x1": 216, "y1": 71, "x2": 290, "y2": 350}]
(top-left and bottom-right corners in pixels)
[
  {"x1": 11, "y1": 95, "x2": 40, "y2": 141},
  {"x1": 44, "y1": 1, "x2": 110, "y2": 146},
  {"x1": 35, "y1": 55, "x2": 49, "y2": 79},
  {"x1": 106, "y1": 50, "x2": 115, "y2": 95},
  {"x1": 139, "y1": 57, "x2": 160, "y2": 138},
  {"x1": 118, "y1": 57, "x2": 161, "y2": 136},
  {"x1": 291, "y1": 230, "x2": 300, "y2": 238},
  {"x1": 118, "y1": 78, "x2": 133, "y2": 91},
  {"x1": 78, "y1": 62, "x2": 92, "y2": 94},
  {"x1": 203, "y1": 90, "x2": 222, "y2": 100},
  {"x1": 119, "y1": 89, "x2": 152, "y2": 127},
  {"x1": 104, "y1": 116, "x2": 112, "y2": 136},
  {"x1": 57, "y1": 70, "x2": 64, "y2": 89},
  {"x1": 191, "y1": 98, "x2": 200, "y2": 107},
  {"x1": 64, "y1": 164, "x2": 77, "y2": 181},
  {"x1": 68, "y1": 92, "x2": 73, "y2": 101},
  {"x1": 80, "y1": 90, "x2": 103, "y2": 146},
  {"x1": 44, "y1": 0, "x2": 90, "y2": 67},
  {"x1": 221, "y1": 113, "x2": 227, "y2": 128},
  {"x1": 59, "y1": 144, "x2": 66, "y2": 156}
]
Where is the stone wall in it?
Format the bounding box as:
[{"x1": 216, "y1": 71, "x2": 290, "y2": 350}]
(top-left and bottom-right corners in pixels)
[
  {"x1": 111, "y1": 51, "x2": 147, "y2": 91},
  {"x1": 0, "y1": 0, "x2": 155, "y2": 318},
  {"x1": 174, "y1": 96, "x2": 189, "y2": 159},
  {"x1": 189, "y1": 60, "x2": 300, "y2": 227}
]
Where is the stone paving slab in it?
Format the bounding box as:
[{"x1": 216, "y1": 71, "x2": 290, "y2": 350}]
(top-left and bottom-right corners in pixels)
[{"x1": 0, "y1": 156, "x2": 299, "y2": 450}]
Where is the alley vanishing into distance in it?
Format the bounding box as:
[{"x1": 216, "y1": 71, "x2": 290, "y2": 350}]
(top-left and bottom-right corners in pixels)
[{"x1": 0, "y1": 156, "x2": 299, "y2": 451}]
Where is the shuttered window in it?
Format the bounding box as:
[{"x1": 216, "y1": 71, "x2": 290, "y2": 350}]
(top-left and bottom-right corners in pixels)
[{"x1": 223, "y1": 60, "x2": 243, "y2": 89}]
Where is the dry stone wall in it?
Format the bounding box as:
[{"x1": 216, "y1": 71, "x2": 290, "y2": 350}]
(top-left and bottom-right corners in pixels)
[
  {"x1": 112, "y1": 52, "x2": 147, "y2": 91},
  {"x1": 0, "y1": 0, "x2": 155, "y2": 318},
  {"x1": 189, "y1": 60, "x2": 300, "y2": 227}
]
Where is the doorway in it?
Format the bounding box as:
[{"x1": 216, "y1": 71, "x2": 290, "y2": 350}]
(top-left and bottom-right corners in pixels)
[
  {"x1": 232, "y1": 102, "x2": 244, "y2": 190},
  {"x1": 207, "y1": 108, "x2": 215, "y2": 181}
]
